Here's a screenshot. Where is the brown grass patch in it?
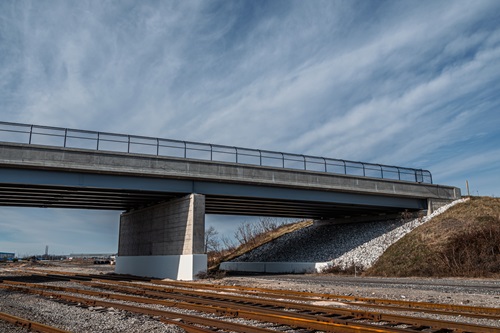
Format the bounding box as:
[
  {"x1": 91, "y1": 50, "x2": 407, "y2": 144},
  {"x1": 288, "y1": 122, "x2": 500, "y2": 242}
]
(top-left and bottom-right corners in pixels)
[{"x1": 366, "y1": 197, "x2": 500, "y2": 278}]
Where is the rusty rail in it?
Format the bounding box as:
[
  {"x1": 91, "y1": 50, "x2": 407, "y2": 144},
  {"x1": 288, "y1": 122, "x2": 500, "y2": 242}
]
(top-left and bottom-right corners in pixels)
[
  {"x1": 80, "y1": 278, "x2": 500, "y2": 332},
  {"x1": 42, "y1": 269, "x2": 498, "y2": 318},
  {"x1": 152, "y1": 278, "x2": 500, "y2": 317},
  {"x1": 0, "y1": 311, "x2": 73, "y2": 333}
]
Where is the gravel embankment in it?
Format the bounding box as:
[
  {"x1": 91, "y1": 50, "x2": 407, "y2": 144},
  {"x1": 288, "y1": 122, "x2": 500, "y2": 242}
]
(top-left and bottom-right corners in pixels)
[{"x1": 233, "y1": 199, "x2": 468, "y2": 269}]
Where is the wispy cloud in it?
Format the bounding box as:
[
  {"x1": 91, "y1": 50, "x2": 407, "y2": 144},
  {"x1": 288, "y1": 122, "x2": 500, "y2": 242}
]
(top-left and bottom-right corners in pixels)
[{"x1": 1, "y1": 0, "x2": 499, "y2": 253}]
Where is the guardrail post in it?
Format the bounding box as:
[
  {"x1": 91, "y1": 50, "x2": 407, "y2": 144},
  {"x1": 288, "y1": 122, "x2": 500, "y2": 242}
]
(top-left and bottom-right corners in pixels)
[
  {"x1": 415, "y1": 170, "x2": 423, "y2": 183},
  {"x1": 29, "y1": 125, "x2": 33, "y2": 144},
  {"x1": 64, "y1": 129, "x2": 68, "y2": 147},
  {"x1": 323, "y1": 158, "x2": 327, "y2": 172},
  {"x1": 235, "y1": 147, "x2": 238, "y2": 163},
  {"x1": 281, "y1": 153, "x2": 285, "y2": 168},
  {"x1": 156, "y1": 138, "x2": 160, "y2": 156},
  {"x1": 259, "y1": 150, "x2": 262, "y2": 166},
  {"x1": 127, "y1": 136, "x2": 130, "y2": 153},
  {"x1": 97, "y1": 133, "x2": 100, "y2": 150},
  {"x1": 380, "y1": 165, "x2": 384, "y2": 179},
  {"x1": 303, "y1": 156, "x2": 306, "y2": 170},
  {"x1": 183, "y1": 142, "x2": 187, "y2": 158}
]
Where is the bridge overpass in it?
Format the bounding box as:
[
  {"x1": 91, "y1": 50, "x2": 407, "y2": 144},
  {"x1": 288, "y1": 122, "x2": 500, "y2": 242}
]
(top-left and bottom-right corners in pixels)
[{"x1": 0, "y1": 122, "x2": 460, "y2": 279}]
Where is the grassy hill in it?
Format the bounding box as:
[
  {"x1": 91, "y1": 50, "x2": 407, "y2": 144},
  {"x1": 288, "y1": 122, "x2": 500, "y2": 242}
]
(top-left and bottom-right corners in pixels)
[{"x1": 366, "y1": 197, "x2": 500, "y2": 278}]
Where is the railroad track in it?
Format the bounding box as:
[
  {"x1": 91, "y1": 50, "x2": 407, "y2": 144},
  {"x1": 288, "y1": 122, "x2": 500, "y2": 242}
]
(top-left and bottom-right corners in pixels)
[
  {"x1": 0, "y1": 311, "x2": 72, "y2": 333},
  {"x1": 1, "y1": 269, "x2": 499, "y2": 332},
  {"x1": 23, "y1": 269, "x2": 500, "y2": 317},
  {"x1": 149, "y1": 276, "x2": 500, "y2": 318},
  {"x1": 0, "y1": 280, "x2": 379, "y2": 333}
]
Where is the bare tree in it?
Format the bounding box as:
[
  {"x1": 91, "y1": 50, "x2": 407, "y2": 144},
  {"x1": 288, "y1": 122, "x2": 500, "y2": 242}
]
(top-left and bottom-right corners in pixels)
[
  {"x1": 258, "y1": 216, "x2": 283, "y2": 232},
  {"x1": 220, "y1": 234, "x2": 237, "y2": 252},
  {"x1": 234, "y1": 217, "x2": 287, "y2": 247},
  {"x1": 205, "y1": 226, "x2": 220, "y2": 253},
  {"x1": 234, "y1": 221, "x2": 257, "y2": 246}
]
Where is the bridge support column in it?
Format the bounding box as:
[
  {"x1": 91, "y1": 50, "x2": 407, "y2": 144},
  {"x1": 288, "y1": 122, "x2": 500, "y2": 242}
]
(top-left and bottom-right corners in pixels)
[{"x1": 115, "y1": 194, "x2": 207, "y2": 280}]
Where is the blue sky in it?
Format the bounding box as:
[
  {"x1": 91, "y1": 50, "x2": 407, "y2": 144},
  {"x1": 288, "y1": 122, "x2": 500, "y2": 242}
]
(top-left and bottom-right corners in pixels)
[{"x1": 1, "y1": 0, "x2": 499, "y2": 255}]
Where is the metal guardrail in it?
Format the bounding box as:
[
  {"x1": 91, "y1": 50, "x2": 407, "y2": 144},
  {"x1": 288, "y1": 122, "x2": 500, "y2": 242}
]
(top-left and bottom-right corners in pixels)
[{"x1": 0, "y1": 121, "x2": 432, "y2": 184}]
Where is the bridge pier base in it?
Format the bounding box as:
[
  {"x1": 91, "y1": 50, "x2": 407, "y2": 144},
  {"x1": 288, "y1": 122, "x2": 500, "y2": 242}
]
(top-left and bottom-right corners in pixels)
[{"x1": 115, "y1": 194, "x2": 207, "y2": 280}]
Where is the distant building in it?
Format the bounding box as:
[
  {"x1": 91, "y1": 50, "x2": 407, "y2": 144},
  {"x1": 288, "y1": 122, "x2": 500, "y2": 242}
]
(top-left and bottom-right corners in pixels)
[
  {"x1": 69, "y1": 253, "x2": 115, "y2": 259},
  {"x1": 0, "y1": 252, "x2": 15, "y2": 260}
]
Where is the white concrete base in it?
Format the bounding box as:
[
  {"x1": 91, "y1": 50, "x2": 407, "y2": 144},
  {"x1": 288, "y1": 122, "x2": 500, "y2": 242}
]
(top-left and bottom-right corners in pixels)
[
  {"x1": 115, "y1": 254, "x2": 207, "y2": 280},
  {"x1": 219, "y1": 261, "x2": 329, "y2": 274}
]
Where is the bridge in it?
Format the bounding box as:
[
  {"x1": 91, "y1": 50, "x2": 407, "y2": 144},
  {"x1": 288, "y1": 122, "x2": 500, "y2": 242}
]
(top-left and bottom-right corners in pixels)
[{"x1": 0, "y1": 122, "x2": 460, "y2": 279}]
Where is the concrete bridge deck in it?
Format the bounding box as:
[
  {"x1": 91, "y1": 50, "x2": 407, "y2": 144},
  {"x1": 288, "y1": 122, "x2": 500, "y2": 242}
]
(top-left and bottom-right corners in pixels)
[{"x1": 0, "y1": 142, "x2": 459, "y2": 219}]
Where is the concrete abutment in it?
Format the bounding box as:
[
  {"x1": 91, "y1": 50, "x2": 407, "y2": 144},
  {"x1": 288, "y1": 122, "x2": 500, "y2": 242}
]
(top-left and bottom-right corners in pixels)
[
  {"x1": 115, "y1": 194, "x2": 207, "y2": 280},
  {"x1": 427, "y1": 198, "x2": 455, "y2": 215}
]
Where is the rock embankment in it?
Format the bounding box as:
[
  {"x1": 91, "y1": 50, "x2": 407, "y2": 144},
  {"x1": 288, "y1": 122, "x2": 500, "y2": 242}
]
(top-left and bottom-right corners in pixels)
[{"x1": 233, "y1": 199, "x2": 467, "y2": 269}]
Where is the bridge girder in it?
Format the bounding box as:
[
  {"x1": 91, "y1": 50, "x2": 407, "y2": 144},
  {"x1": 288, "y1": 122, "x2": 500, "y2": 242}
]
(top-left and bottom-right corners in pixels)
[{"x1": 0, "y1": 167, "x2": 426, "y2": 219}]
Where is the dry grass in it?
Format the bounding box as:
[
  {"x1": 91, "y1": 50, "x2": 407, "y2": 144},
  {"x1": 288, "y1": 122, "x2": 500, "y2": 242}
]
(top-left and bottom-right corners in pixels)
[
  {"x1": 366, "y1": 197, "x2": 500, "y2": 278},
  {"x1": 208, "y1": 219, "x2": 313, "y2": 271},
  {"x1": 228, "y1": 219, "x2": 313, "y2": 259},
  {"x1": 320, "y1": 263, "x2": 364, "y2": 275}
]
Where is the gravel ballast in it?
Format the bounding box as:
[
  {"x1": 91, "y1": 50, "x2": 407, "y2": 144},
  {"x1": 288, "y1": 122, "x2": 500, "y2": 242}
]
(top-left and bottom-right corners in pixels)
[
  {"x1": 232, "y1": 199, "x2": 468, "y2": 270},
  {"x1": 0, "y1": 289, "x2": 184, "y2": 333}
]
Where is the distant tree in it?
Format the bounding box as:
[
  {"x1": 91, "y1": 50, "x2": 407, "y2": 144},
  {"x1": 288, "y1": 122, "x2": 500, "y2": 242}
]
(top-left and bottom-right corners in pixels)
[
  {"x1": 234, "y1": 217, "x2": 287, "y2": 247},
  {"x1": 220, "y1": 234, "x2": 236, "y2": 252},
  {"x1": 234, "y1": 221, "x2": 256, "y2": 246},
  {"x1": 205, "y1": 226, "x2": 220, "y2": 253},
  {"x1": 258, "y1": 216, "x2": 282, "y2": 232}
]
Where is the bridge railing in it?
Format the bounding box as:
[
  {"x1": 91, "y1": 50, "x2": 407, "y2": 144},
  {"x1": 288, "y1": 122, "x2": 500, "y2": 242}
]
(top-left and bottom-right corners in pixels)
[{"x1": 0, "y1": 121, "x2": 432, "y2": 184}]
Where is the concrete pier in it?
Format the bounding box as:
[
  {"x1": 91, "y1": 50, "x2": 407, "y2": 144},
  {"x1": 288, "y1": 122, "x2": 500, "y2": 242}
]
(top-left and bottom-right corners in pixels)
[{"x1": 115, "y1": 194, "x2": 207, "y2": 280}]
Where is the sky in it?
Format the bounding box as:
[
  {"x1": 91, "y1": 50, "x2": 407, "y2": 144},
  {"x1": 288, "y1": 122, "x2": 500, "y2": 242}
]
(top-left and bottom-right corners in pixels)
[{"x1": 1, "y1": 0, "x2": 499, "y2": 256}]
